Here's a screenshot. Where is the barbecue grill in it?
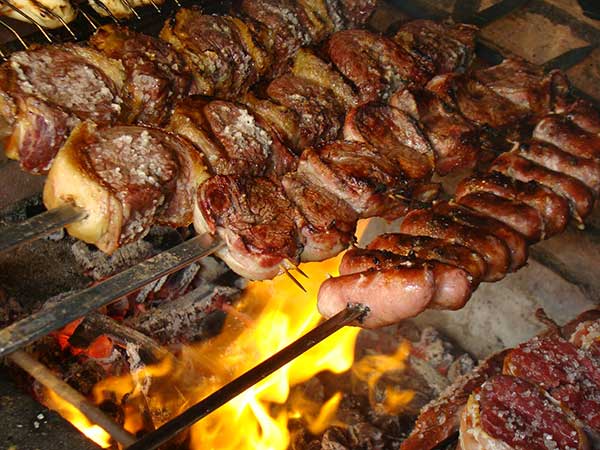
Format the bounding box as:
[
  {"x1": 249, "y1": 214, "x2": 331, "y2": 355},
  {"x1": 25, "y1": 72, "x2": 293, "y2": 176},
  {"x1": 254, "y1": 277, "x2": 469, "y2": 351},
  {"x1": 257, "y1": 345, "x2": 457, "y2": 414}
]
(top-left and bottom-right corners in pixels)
[{"x1": 1, "y1": 1, "x2": 599, "y2": 449}]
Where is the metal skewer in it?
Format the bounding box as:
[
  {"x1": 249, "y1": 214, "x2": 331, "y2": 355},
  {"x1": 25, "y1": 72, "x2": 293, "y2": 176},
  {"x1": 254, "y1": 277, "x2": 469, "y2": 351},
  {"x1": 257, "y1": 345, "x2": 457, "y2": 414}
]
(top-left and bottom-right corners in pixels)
[
  {"x1": 126, "y1": 303, "x2": 369, "y2": 450},
  {"x1": 0, "y1": 204, "x2": 87, "y2": 253},
  {"x1": 0, "y1": 234, "x2": 225, "y2": 357}
]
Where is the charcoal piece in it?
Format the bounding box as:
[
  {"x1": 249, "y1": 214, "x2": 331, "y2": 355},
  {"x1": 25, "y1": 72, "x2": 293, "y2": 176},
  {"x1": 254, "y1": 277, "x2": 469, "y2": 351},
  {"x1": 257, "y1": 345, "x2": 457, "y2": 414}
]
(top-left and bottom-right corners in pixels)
[
  {"x1": 446, "y1": 353, "x2": 475, "y2": 383},
  {"x1": 347, "y1": 422, "x2": 387, "y2": 450},
  {"x1": 321, "y1": 427, "x2": 351, "y2": 450}
]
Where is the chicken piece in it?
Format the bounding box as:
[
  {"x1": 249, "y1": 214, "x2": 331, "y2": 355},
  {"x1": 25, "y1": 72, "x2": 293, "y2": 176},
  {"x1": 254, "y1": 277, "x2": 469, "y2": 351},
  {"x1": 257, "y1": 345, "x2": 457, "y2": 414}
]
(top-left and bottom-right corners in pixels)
[
  {"x1": 90, "y1": 25, "x2": 191, "y2": 127},
  {"x1": 0, "y1": 0, "x2": 76, "y2": 28},
  {"x1": 239, "y1": 92, "x2": 302, "y2": 152},
  {"x1": 297, "y1": 141, "x2": 420, "y2": 218},
  {"x1": 455, "y1": 172, "x2": 570, "y2": 238},
  {"x1": 533, "y1": 113, "x2": 600, "y2": 161},
  {"x1": 460, "y1": 375, "x2": 589, "y2": 450},
  {"x1": 339, "y1": 247, "x2": 472, "y2": 311},
  {"x1": 297, "y1": 0, "x2": 337, "y2": 42},
  {"x1": 491, "y1": 152, "x2": 595, "y2": 226},
  {"x1": 317, "y1": 263, "x2": 435, "y2": 328},
  {"x1": 368, "y1": 233, "x2": 487, "y2": 287},
  {"x1": 400, "y1": 209, "x2": 511, "y2": 282},
  {"x1": 0, "y1": 44, "x2": 125, "y2": 174},
  {"x1": 400, "y1": 351, "x2": 508, "y2": 450},
  {"x1": 426, "y1": 73, "x2": 530, "y2": 130},
  {"x1": 335, "y1": 0, "x2": 376, "y2": 27},
  {"x1": 266, "y1": 74, "x2": 344, "y2": 148},
  {"x1": 282, "y1": 172, "x2": 357, "y2": 262},
  {"x1": 160, "y1": 9, "x2": 264, "y2": 98},
  {"x1": 195, "y1": 175, "x2": 303, "y2": 280},
  {"x1": 452, "y1": 192, "x2": 543, "y2": 243},
  {"x1": 169, "y1": 97, "x2": 296, "y2": 177},
  {"x1": 475, "y1": 58, "x2": 570, "y2": 117},
  {"x1": 327, "y1": 29, "x2": 432, "y2": 104},
  {"x1": 432, "y1": 201, "x2": 529, "y2": 271},
  {"x1": 344, "y1": 102, "x2": 435, "y2": 180},
  {"x1": 504, "y1": 335, "x2": 600, "y2": 434},
  {"x1": 89, "y1": 0, "x2": 165, "y2": 19},
  {"x1": 239, "y1": 0, "x2": 311, "y2": 76},
  {"x1": 291, "y1": 48, "x2": 358, "y2": 110},
  {"x1": 393, "y1": 19, "x2": 478, "y2": 74},
  {"x1": 391, "y1": 89, "x2": 479, "y2": 175},
  {"x1": 44, "y1": 123, "x2": 207, "y2": 254},
  {"x1": 516, "y1": 141, "x2": 600, "y2": 195}
]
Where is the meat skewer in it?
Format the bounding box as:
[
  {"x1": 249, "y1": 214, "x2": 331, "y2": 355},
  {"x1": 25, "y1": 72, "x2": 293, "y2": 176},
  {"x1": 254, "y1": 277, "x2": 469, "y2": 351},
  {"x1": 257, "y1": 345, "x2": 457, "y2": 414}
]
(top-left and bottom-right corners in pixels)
[{"x1": 317, "y1": 103, "x2": 599, "y2": 328}]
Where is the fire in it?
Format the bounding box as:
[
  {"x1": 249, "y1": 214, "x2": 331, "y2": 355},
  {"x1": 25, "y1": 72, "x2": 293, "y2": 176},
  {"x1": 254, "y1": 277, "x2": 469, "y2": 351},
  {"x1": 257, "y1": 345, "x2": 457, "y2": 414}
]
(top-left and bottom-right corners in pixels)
[
  {"x1": 86, "y1": 250, "x2": 360, "y2": 449},
  {"x1": 43, "y1": 388, "x2": 112, "y2": 448}
]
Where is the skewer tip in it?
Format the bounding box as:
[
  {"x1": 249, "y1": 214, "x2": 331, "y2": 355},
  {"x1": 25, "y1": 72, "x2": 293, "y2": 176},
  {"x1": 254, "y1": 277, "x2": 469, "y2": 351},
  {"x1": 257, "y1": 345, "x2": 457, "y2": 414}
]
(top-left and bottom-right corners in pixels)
[{"x1": 282, "y1": 266, "x2": 307, "y2": 292}]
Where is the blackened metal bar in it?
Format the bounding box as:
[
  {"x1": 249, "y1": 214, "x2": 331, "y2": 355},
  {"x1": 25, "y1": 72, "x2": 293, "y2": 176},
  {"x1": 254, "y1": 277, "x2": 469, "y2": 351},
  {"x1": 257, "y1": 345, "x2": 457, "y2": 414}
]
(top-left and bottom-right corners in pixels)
[
  {"x1": 126, "y1": 304, "x2": 369, "y2": 450},
  {"x1": 8, "y1": 350, "x2": 137, "y2": 447},
  {"x1": 0, "y1": 235, "x2": 224, "y2": 357},
  {"x1": 543, "y1": 45, "x2": 596, "y2": 72},
  {"x1": 0, "y1": 204, "x2": 87, "y2": 254}
]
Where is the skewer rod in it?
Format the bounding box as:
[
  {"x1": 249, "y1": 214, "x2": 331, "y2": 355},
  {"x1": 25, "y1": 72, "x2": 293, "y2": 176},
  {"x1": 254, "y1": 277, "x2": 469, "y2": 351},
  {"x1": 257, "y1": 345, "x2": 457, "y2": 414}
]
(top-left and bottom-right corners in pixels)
[
  {"x1": 8, "y1": 349, "x2": 136, "y2": 447},
  {"x1": 0, "y1": 204, "x2": 87, "y2": 254},
  {"x1": 0, "y1": 235, "x2": 224, "y2": 357},
  {"x1": 126, "y1": 303, "x2": 369, "y2": 450}
]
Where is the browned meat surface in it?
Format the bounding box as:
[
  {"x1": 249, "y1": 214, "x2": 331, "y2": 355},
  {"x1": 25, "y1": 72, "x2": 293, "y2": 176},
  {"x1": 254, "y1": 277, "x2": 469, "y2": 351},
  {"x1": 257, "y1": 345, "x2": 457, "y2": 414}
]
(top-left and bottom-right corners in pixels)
[
  {"x1": 491, "y1": 152, "x2": 595, "y2": 226},
  {"x1": 400, "y1": 351, "x2": 508, "y2": 450},
  {"x1": 336, "y1": 0, "x2": 377, "y2": 27},
  {"x1": 281, "y1": 172, "x2": 357, "y2": 262},
  {"x1": 367, "y1": 233, "x2": 487, "y2": 287},
  {"x1": 455, "y1": 172, "x2": 570, "y2": 238},
  {"x1": 240, "y1": 0, "x2": 311, "y2": 76},
  {"x1": 297, "y1": 141, "x2": 417, "y2": 218},
  {"x1": 266, "y1": 74, "x2": 344, "y2": 148},
  {"x1": 460, "y1": 375, "x2": 588, "y2": 450},
  {"x1": 327, "y1": 29, "x2": 432, "y2": 104},
  {"x1": 391, "y1": 89, "x2": 479, "y2": 175},
  {"x1": 504, "y1": 335, "x2": 600, "y2": 434},
  {"x1": 169, "y1": 97, "x2": 296, "y2": 177},
  {"x1": 453, "y1": 192, "x2": 543, "y2": 243},
  {"x1": 393, "y1": 19, "x2": 478, "y2": 74},
  {"x1": 426, "y1": 72, "x2": 530, "y2": 130},
  {"x1": 516, "y1": 141, "x2": 600, "y2": 195},
  {"x1": 534, "y1": 114, "x2": 600, "y2": 160},
  {"x1": 400, "y1": 209, "x2": 511, "y2": 282},
  {"x1": 0, "y1": 44, "x2": 124, "y2": 174},
  {"x1": 343, "y1": 102, "x2": 435, "y2": 179},
  {"x1": 317, "y1": 263, "x2": 435, "y2": 328},
  {"x1": 432, "y1": 200, "x2": 529, "y2": 271},
  {"x1": 195, "y1": 175, "x2": 302, "y2": 280},
  {"x1": 563, "y1": 99, "x2": 600, "y2": 134},
  {"x1": 90, "y1": 25, "x2": 191, "y2": 127},
  {"x1": 160, "y1": 9, "x2": 264, "y2": 98},
  {"x1": 475, "y1": 58, "x2": 570, "y2": 117},
  {"x1": 44, "y1": 123, "x2": 207, "y2": 254},
  {"x1": 339, "y1": 247, "x2": 472, "y2": 310}
]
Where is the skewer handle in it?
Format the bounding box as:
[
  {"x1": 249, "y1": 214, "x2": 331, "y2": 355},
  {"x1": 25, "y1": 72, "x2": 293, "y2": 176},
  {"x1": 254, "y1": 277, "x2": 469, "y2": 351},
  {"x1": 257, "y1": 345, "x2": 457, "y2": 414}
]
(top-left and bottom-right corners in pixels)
[
  {"x1": 0, "y1": 204, "x2": 87, "y2": 254},
  {"x1": 126, "y1": 303, "x2": 369, "y2": 450},
  {"x1": 0, "y1": 234, "x2": 224, "y2": 357}
]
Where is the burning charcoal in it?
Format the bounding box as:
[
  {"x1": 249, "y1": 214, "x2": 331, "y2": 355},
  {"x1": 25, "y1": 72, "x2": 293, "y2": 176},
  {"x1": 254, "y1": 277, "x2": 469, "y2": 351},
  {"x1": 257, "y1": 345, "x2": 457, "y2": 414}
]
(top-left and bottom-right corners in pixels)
[
  {"x1": 0, "y1": 291, "x2": 25, "y2": 328},
  {"x1": 321, "y1": 427, "x2": 352, "y2": 450},
  {"x1": 446, "y1": 353, "x2": 475, "y2": 383},
  {"x1": 347, "y1": 422, "x2": 387, "y2": 450},
  {"x1": 411, "y1": 327, "x2": 456, "y2": 374}
]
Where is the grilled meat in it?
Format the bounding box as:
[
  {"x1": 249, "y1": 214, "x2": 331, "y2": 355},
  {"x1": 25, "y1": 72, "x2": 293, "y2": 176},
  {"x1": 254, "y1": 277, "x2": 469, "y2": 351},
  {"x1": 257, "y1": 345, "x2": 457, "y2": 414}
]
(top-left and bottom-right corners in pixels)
[
  {"x1": 90, "y1": 25, "x2": 191, "y2": 127},
  {"x1": 534, "y1": 113, "x2": 600, "y2": 161},
  {"x1": 400, "y1": 209, "x2": 511, "y2": 282},
  {"x1": 343, "y1": 102, "x2": 435, "y2": 180},
  {"x1": 391, "y1": 89, "x2": 479, "y2": 175},
  {"x1": 282, "y1": 172, "x2": 357, "y2": 262},
  {"x1": 392, "y1": 19, "x2": 478, "y2": 74},
  {"x1": 475, "y1": 58, "x2": 570, "y2": 117},
  {"x1": 0, "y1": 44, "x2": 124, "y2": 174},
  {"x1": 169, "y1": 97, "x2": 296, "y2": 177},
  {"x1": 195, "y1": 175, "x2": 303, "y2": 280},
  {"x1": 327, "y1": 29, "x2": 432, "y2": 104},
  {"x1": 44, "y1": 122, "x2": 208, "y2": 254},
  {"x1": 455, "y1": 172, "x2": 570, "y2": 238},
  {"x1": 460, "y1": 375, "x2": 589, "y2": 450}
]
